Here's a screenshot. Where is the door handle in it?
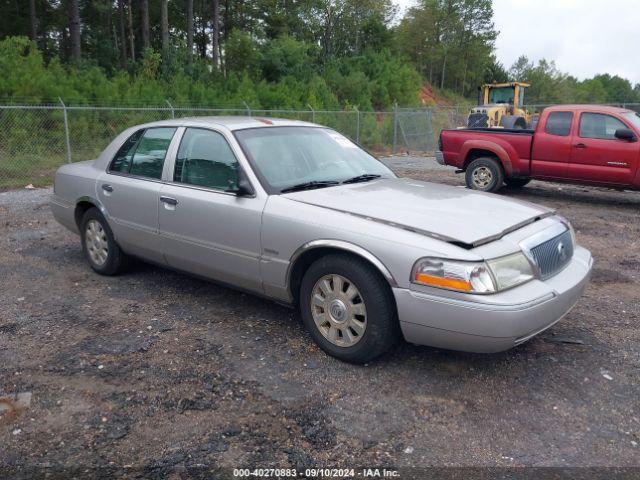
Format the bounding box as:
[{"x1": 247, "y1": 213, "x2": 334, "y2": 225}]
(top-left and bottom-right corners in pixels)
[
  {"x1": 160, "y1": 196, "x2": 178, "y2": 206},
  {"x1": 573, "y1": 143, "x2": 587, "y2": 149},
  {"x1": 102, "y1": 184, "x2": 113, "y2": 192}
]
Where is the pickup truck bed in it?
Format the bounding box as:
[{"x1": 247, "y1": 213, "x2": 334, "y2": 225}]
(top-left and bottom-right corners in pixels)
[{"x1": 438, "y1": 105, "x2": 640, "y2": 193}]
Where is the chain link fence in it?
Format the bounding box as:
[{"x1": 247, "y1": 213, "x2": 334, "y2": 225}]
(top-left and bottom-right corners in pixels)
[
  {"x1": 1, "y1": 101, "x2": 639, "y2": 190},
  {"x1": 0, "y1": 102, "x2": 458, "y2": 190}
]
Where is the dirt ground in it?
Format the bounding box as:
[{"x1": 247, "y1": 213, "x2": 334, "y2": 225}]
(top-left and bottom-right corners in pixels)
[{"x1": 1, "y1": 157, "x2": 639, "y2": 478}]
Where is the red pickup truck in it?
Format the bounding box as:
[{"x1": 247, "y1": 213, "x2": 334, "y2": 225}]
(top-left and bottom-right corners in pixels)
[{"x1": 437, "y1": 105, "x2": 640, "y2": 192}]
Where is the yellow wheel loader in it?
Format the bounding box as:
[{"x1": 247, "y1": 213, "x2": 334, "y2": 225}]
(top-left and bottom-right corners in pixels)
[{"x1": 467, "y1": 82, "x2": 533, "y2": 129}]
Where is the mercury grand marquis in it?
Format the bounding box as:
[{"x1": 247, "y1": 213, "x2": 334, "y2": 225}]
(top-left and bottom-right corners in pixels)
[{"x1": 50, "y1": 117, "x2": 593, "y2": 363}]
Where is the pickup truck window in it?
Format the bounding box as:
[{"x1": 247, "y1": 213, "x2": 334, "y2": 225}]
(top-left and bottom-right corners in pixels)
[
  {"x1": 174, "y1": 128, "x2": 239, "y2": 191},
  {"x1": 579, "y1": 113, "x2": 626, "y2": 140},
  {"x1": 545, "y1": 111, "x2": 573, "y2": 136}
]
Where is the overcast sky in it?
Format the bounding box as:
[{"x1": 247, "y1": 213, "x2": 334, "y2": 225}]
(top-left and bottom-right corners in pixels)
[{"x1": 394, "y1": 0, "x2": 640, "y2": 85}]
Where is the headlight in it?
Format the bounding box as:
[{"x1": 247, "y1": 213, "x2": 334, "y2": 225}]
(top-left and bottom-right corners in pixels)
[
  {"x1": 412, "y1": 258, "x2": 496, "y2": 293},
  {"x1": 486, "y1": 252, "x2": 535, "y2": 291},
  {"x1": 412, "y1": 252, "x2": 535, "y2": 294}
]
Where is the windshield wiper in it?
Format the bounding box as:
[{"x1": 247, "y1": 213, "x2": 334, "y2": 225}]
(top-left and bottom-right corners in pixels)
[
  {"x1": 280, "y1": 180, "x2": 340, "y2": 193},
  {"x1": 341, "y1": 174, "x2": 381, "y2": 184}
]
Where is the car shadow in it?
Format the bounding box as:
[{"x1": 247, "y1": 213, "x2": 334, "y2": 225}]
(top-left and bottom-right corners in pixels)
[
  {"x1": 122, "y1": 259, "x2": 584, "y2": 386},
  {"x1": 500, "y1": 183, "x2": 640, "y2": 210}
]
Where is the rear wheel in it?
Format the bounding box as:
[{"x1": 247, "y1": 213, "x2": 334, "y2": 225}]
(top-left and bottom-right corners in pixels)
[
  {"x1": 80, "y1": 208, "x2": 129, "y2": 275},
  {"x1": 299, "y1": 254, "x2": 399, "y2": 363},
  {"x1": 465, "y1": 157, "x2": 504, "y2": 193},
  {"x1": 504, "y1": 177, "x2": 531, "y2": 188}
]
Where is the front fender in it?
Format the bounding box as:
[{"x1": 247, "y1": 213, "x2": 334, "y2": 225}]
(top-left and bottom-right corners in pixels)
[{"x1": 286, "y1": 239, "x2": 399, "y2": 298}]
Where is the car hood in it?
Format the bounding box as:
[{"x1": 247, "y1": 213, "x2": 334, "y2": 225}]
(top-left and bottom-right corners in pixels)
[{"x1": 282, "y1": 178, "x2": 553, "y2": 247}]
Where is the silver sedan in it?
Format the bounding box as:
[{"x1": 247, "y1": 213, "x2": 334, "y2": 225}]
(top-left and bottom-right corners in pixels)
[{"x1": 51, "y1": 117, "x2": 593, "y2": 363}]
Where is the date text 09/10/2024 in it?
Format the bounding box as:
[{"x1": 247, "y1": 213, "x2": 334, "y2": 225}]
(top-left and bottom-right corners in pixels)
[{"x1": 232, "y1": 468, "x2": 400, "y2": 478}]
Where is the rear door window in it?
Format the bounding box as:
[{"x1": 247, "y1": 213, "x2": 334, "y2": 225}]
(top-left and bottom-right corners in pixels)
[
  {"x1": 129, "y1": 127, "x2": 177, "y2": 179},
  {"x1": 579, "y1": 113, "x2": 626, "y2": 140},
  {"x1": 109, "y1": 127, "x2": 176, "y2": 179},
  {"x1": 544, "y1": 112, "x2": 573, "y2": 136},
  {"x1": 110, "y1": 129, "x2": 144, "y2": 173}
]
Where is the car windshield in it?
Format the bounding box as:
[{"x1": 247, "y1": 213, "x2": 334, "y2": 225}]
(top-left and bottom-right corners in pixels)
[
  {"x1": 234, "y1": 126, "x2": 395, "y2": 193},
  {"x1": 622, "y1": 111, "x2": 640, "y2": 131}
]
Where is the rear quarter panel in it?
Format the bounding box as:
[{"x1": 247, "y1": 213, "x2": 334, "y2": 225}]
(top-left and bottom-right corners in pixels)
[
  {"x1": 50, "y1": 160, "x2": 100, "y2": 233},
  {"x1": 441, "y1": 129, "x2": 533, "y2": 176}
]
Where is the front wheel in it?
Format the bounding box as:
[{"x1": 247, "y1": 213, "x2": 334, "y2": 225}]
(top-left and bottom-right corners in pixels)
[
  {"x1": 299, "y1": 254, "x2": 399, "y2": 363},
  {"x1": 465, "y1": 157, "x2": 504, "y2": 193}
]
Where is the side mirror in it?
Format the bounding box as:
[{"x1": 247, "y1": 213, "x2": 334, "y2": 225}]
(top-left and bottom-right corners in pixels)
[
  {"x1": 226, "y1": 169, "x2": 255, "y2": 197},
  {"x1": 614, "y1": 128, "x2": 637, "y2": 142}
]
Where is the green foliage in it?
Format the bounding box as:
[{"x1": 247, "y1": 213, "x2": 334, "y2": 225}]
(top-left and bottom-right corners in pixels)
[
  {"x1": 397, "y1": 0, "x2": 497, "y2": 96},
  {"x1": 1, "y1": 0, "x2": 639, "y2": 112},
  {"x1": 507, "y1": 56, "x2": 640, "y2": 105},
  {"x1": 224, "y1": 31, "x2": 262, "y2": 78},
  {"x1": 0, "y1": 34, "x2": 422, "y2": 111},
  {"x1": 260, "y1": 35, "x2": 316, "y2": 82}
]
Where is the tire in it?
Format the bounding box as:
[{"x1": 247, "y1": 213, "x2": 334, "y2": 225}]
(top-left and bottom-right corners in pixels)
[
  {"x1": 465, "y1": 157, "x2": 504, "y2": 193},
  {"x1": 500, "y1": 115, "x2": 527, "y2": 130},
  {"x1": 504, "y1": 177, "x2": 531, "y2": 188},
  {"x1": 299, "y1": 253, "x2": 399, "y2": 363},
  {"x1": 80, "y1": 207, "x2": 129, "y2": 275}
]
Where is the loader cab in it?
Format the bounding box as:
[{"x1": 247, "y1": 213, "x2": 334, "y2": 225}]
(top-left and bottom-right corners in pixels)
[
  {"x1": 482, "y1": 82, "x2": 528, "y2": 109},
  {"x1": 468, "y1": 82, "x2": 531, "y2": 129}
]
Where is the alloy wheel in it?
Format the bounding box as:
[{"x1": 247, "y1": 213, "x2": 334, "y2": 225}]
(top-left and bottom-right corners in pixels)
[
  {"x1": 85, "y1": 219, "x2": 109, "y2": 266},
  {"x1": 310, "y1": 274, "x2": 367, "y2": 347},
  {"x1": 472, "y1": 166, "x2": 493, "y2": 189}
]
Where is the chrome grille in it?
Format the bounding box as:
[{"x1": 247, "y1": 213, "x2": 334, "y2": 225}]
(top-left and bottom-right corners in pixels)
[{"x1": 529, "y1": 229, "x2": 573, "y2": 280}]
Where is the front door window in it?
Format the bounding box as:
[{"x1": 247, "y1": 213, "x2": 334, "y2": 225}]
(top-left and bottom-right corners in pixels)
[{"x1": 174, "y1": 128, "x2": 239, "y2": 190}]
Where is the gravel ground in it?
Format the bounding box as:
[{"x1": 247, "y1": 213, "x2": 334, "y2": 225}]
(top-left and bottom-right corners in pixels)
[{"x1": 1, "y1": 157, "x2": 639, "y2": 477}]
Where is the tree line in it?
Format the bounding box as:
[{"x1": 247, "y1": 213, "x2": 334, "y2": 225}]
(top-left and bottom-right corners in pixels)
[{"x1": 0, "y1": 0, "x2": 639, "y2": 109}]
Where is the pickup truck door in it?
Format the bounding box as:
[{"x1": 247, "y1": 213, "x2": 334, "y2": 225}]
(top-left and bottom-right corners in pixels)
[
  {"x1": 568, "y1": 112, "x2": 639, "y2": 185},
  {"x1": 97, "y1": 126, "x2": 178, "y2": 264},
  {"x1": 530, "y1": 111, "x2": 573, "y2": 178},
  {"x1": 158, "y1": 127, "x2": 265, "y2": 293}
]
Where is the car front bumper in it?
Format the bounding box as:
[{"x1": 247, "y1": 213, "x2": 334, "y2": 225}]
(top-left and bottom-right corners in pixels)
[
  {"x1": 393, "y1": 246, "x2": 593, "y2": 353},
  {"x1": 435, "y1": 151, "x2": 445, "y2": 165}
]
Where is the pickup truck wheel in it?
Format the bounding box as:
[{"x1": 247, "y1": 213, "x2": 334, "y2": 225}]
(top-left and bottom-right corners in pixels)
[
  {"x1": 80, "y1": 208, "x2": 129, "y2": 275},
  {"x1": 465, "y1": 157, "x2": 504, "y2": 193},
  {"x1": 299, "y1": 254, "x2": 399, "y2": 363},
  {"x1": 504, "y1": 177, "x2": 531, "y2": 188}
]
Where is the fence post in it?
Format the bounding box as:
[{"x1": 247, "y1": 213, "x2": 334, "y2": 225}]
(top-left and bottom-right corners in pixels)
[
  {"x1": 307, "y1": 103, "x2": 315, "y2": 123},
  {"x1": 392, "y1": 102, "x2": 398, "y2": 155},
  {"x1": 59, "y1": 97, "x2": 72, "y2": 163},
  {"x1": 354, "y1": 106, "x2": 360, "y2": 143},
  {"x1": 165, "y1": 99, "x2": 175, "y2": 119},
  {"x1": 243, "y1": 101, "x2": 252, "y2": 116}
]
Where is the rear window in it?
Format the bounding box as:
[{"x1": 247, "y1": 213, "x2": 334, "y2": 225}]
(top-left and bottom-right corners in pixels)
[{"x1": 545, "y1": 112, "x2": 573, "y2": 136}]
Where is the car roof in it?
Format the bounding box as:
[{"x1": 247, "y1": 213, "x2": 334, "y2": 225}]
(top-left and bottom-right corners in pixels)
[
  {"x1": 544, "y1": 104, "x2": 632, "y2": 115},
  {"x1": 139, "y1": 116, "x2": 320, "y2": 131}
]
